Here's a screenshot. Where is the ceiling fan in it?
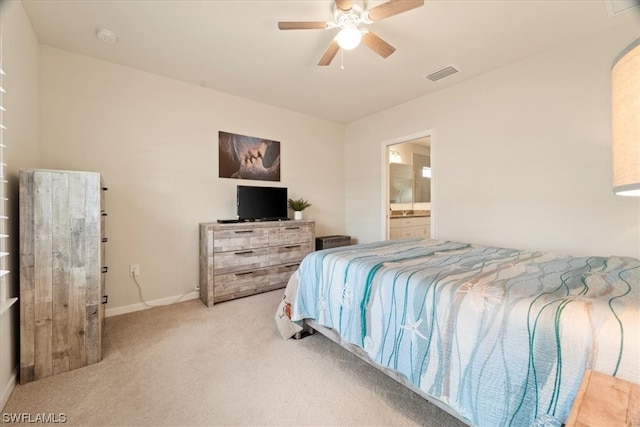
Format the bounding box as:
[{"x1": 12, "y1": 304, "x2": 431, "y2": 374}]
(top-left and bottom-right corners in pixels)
[{"x1": 278, "y1": 0, "x2": 425, "y2": 66}]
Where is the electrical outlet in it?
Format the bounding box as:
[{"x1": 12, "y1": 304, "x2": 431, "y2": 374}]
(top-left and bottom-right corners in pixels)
[{"x1": 129, "y1": 264, "x2": 140, "y2": 277}]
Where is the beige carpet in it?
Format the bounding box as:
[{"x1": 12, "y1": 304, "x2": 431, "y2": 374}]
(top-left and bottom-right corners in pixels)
[{"x1": 3, "y1": 290, "x2": 466, "y2": 426}]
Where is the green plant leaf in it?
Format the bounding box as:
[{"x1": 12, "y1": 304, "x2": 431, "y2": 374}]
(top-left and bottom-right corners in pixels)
[{"x1": 288, "y1": 198, "x2": 311, "y2": 211}]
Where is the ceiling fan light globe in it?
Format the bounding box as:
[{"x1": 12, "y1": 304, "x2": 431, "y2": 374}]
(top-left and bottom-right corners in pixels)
[{"x1": 336, "y1": 27, "x2": 362, "y2": 50}]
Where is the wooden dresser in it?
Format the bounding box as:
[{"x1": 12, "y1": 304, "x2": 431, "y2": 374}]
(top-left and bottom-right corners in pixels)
[
  {"x1": 19, "y1": 169, "x2": 107, "y2": 383},
  {"x1": 199, "y1": 220, "x2": 314, "y2": 306}
]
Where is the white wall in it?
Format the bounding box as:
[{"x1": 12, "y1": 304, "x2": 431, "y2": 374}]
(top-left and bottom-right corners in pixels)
[
  {"x1": 345, "y1": 24, "x2": 640, "y2": 258},
  {"x1": 0, "y1": 0, "x2": 41, "y2": 410},
  {"x1": 38, "y1": 47, "x2": 345, "y2": 312}
]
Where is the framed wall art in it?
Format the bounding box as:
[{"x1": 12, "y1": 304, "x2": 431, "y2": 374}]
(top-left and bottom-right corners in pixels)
[{"x1": 219, "y1": 131, "x2": 281, "y2": 182}]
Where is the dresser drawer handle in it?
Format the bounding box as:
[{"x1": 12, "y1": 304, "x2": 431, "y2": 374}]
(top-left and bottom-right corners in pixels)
[
  {"x1": 234, "y1": 250, "x2": 254, "y2": 255},
  {"x1": 285, "y1": 245, "x2": 301, "y2": 249},
  {"x1": 285, "y1": 263, "x2": 300, "y2": 269},
  {"x1": 235, "y1": 271, "x2": 254, "y2": 276},
  {"x1": 284, "y1": 226, "x2": 301, "y2": 230},
  {"x1": 234, "y1": 230, "x2": 254, "y2": 234}
]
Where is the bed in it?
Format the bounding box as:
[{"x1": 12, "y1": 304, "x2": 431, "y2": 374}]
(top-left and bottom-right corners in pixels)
[{"x1": 275, "y1": 238, "x2": 640, "y2": 426}]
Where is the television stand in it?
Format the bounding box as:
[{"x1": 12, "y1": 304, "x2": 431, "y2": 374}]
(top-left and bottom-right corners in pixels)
[{"x1": 199, "y1": 220, "x2": 315, "y2": 306}]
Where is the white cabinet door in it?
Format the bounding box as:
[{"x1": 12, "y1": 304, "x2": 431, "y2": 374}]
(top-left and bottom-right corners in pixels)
[{"x1": 389, "y1": 216, "x2": 431, "y2": 240}]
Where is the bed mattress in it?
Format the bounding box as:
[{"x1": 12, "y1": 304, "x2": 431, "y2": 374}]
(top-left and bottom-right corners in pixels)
[{"x1": 276, "y1": 239, "x2": 640, "y2": 426}]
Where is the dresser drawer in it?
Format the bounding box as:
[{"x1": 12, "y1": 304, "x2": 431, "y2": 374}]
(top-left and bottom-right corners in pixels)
[
  {"x1": 269, "y1": 224, "x2": 314, "y2": 246},
  {"x1": 269, "y1": 242, "x2": 314, "y2": 266},
  {"x1": 213, "y1": 228, "x2": 269, "y2": 253},
  {"x1": 214, "y1": 268, "x2": 270, "y2": 303},
  {"x1": 214, "y1": 247, "x2": 269, "y2": 274},
  {"x1": 268, "y1": 263, "x2": 301, "y2": 289}
]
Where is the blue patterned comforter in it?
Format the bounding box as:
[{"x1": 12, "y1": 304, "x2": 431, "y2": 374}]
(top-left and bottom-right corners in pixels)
[{"x1": 282, "y1": 239, "x2": 640, "y2": 426}]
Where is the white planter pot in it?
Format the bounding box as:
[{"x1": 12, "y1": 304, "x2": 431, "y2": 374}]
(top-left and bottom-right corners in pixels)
[{"x1": 294, "y1": 211, "x2": 303, "y2": 220}]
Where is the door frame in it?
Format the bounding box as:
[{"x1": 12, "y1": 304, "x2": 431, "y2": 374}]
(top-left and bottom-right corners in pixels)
[{"x1": 380, "y1": 129, "x2": 436, "y2": 240}]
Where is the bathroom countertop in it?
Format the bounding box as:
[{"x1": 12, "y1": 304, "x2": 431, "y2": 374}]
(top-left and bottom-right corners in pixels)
[{"x1": 389, "y1": 211, "x2": 430, "y2": 219}]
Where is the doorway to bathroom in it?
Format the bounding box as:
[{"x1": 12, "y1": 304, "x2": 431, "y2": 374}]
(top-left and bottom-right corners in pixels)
[{"x1": 381, "y1": 131, "x2": 433, "y2": 240}]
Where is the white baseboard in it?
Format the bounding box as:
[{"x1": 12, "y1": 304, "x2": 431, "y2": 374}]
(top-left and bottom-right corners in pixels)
[
  {"x1": 1, "y1": 366, "x2": 17, "y2": 411},
  {"x1": 105, "y1": 290, "x2": 200, "y2": 318}
]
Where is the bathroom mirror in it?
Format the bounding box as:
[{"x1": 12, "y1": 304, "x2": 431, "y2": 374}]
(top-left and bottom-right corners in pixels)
[
  {"x1": 413, "y1": 153, "x2": 431, "y2": 203},
  {"x1": 388, "y1": 157, "x2": 430, "y2": 204},
  {"x1": 389, "y1": 163, "x2": 413, "y2": 203}
]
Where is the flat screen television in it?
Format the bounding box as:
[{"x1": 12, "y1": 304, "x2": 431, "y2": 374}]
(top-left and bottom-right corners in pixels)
[{"x1": 237, "y1": 185, "x2": 288, "y2": 221}]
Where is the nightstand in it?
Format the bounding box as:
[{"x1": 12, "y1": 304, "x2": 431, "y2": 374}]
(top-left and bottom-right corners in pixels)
[
  {"x1": 315, "y1": 235, "x2": 351, "y2": 250},
  {"x1": 566, "y1": 369, "x2": 640, "y2": 426}
]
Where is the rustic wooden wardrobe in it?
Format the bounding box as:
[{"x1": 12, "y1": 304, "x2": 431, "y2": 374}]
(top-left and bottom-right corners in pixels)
[{"x1": 19, "y1": 169, "x2": 107, "y2": 383}]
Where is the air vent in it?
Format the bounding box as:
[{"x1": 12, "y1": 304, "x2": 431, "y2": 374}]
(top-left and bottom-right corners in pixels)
[
  {"x1": 605, "y1": 0, "x2": 639, "y2": 16},
  {"x1": 424, "y1": 65, "x2": 459, "y2": 82}
]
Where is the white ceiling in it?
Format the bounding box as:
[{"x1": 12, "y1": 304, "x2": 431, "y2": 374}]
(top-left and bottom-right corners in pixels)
[{"x1": 21, "y1": 0, "x2": 640, "y2": 123}]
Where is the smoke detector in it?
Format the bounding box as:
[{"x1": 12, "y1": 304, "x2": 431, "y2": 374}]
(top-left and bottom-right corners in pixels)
[{"x1": 96, "y1": 28, "x2": 118, "y2": 44}]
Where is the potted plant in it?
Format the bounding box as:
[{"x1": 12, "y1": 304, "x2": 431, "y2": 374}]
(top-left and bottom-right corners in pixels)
[{"x1": 288, "y1": 198, "x2": 311, "y2": 220}]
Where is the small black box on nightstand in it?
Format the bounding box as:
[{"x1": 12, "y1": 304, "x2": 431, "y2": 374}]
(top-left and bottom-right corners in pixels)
[{"x1": 316, "y1": 235, "x2": 351, "y2": 250}]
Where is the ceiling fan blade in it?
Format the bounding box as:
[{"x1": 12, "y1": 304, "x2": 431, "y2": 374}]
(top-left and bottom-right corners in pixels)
[
  {"x1": 366, "y1": 0, "x2": 424, "y2": 22},
  {"x1": 278, "y1": 21, "x2": 329, "y2": 30},
  {"x1": 335, "y1": 0, "x2": 353, "y2": 12},
  {"x1": 318, "y1": 40, "x2": 340, "y2": 66},
  {"x1": 361, "y1": 31, "x2": 396, "y2": 58}
]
